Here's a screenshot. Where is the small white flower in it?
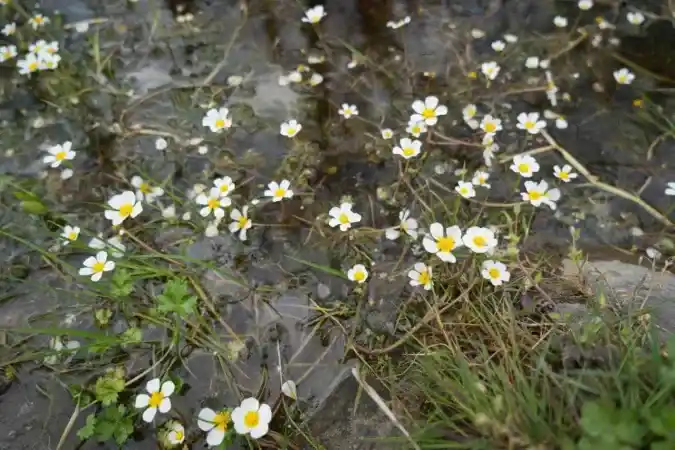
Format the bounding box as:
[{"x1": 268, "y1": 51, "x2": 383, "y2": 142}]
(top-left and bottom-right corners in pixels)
[
  {"x1": 162, "y1": 205, "x2": 176, "y2": 219},
  {"x1": 73, "y1": 21, "x2": 90, "y2": 33},
  {"x1": 491, "y1": 40, "x2": 506, "y2": 52},
  {"x1": 155, "y1": 138, "x2": 168, "y2": 150},
  {"x1": 481, "y1": 61, "x2": 500, "y2": 80},
  {"x1": 516, "y1": 112, "x2": 547, "y2": 134},
  {"x1": 0, "y1": 44, "x2": 17, "y2": 62},
  {"x1": 202, "y1": 107, "x2": 232, "y2": 132},
  {"x1": 1, "y1": 23, "x2": 16, "y2": 36},
  {"x1": 408, "y1": 262, "x2": 433, "y2": 290},
  {"x1": 503, "y1": 34, "x2": 518, "y2": 43},
  {"x1": 463, "y1": 104, "x2": 479, "y2": 129},
  {"x1": 393, "y1": 137, "x2": 422, "y2": 159},
  {"x1": 280, "y1": 120, "x2": 302, "y2": 137},
  {"x1": 411, "y1": 96, "x2": 448, "y2": 125},
  {"x1": 521, "y1": 180, "x2": 561, "y2": 209},
  {"x1": 665, "y1": 182, "x2": 675, "y2": 196},
  {"x1": 553, "y1": 164, "x2": 578, "y2": 183},
  {"x1": 406, "y1": 120, "x2": 427, "y2": 138},
  {"x1": 281, "y1": 380, "x2": 298, "y2": 400},
  {"x1": 78, "y1": 251, "x2": 115, "y2": 282},
  {"x1": 422, "y1": 223, "x2": 463, "y2": 263},
  {"x1": 131, "y1": 176, "x2": 164, "y2": 203},
  {"x1": 553, "y1": 16, "x2": 568, "y2": 27},
  {"x1": 480, "y1": 114, "x2": 502, "y2": 135},
  {"x1": 43, "y1": 142, "x2": 75, "y2": 168},
  {"x1": 61, "y1": 168, "x2": 74, "y2": 180},
  {"x1": 89, "y1": 235, "x2": 125, "y2": 258},
  {"x1": 229, "y1": 206, "x2": 252, "y2": 241},
  {"x1": 213, "y1": 176, "x2": 235, "y2": 197},
  {"x1": 510, "y1": 155, "x2": 540, "y2": 178},
  {"x1": 167, "y1": 422, "x2": 186, "y2": 445},
  {"x1": 61, "y1": 225, "x2": 80, "y2": 244},
  {"x1": 381, "y1": 128, "x2": 394, "y2": 139},
  {"x1": 578, "y1": 0, "x2": 593, "y2": 10},
  {"x1": 627, "y1": 12, "x2": 645, "y2": 25},
  {"x1": 307, "y1": 54, "x2": 325, "y2": 64},
  {"x1": 328, "y1": 203, "x2": 361, "y2": 231},
  {"x1": 227, "y1": 75, "x2": 244, "y2": 86},
  {"x1": 481, "y1": 260, "x2": 511, "y2": 286},
  {"x1": 17, "y1": 53, "x2": 41, "y2": 74},
  {"x1": 472, "y1": 171, "x2": 491, "y2": 188},
  {"x1": 385, "y1": 209, "x2": 418, "y2": 240},
  {"x1": 455, "y1": 181, "x2": 476, "y2": 199},
  {"x1": 204, "y1": 221, "x2": 221, "y2": 237},
  {"x1": 198, "y1": 408, "x2": 231, "y2": 447},
  {"x1": 613, "y1": 68, "x2": 635, "y2": 85},
  {"x1": 309, "y1": 72, "x2": 324, "y2": 86},
  {"x1": 134, "y1": 378, "x2": 175, "y2": 423},
  {"x1": 338, "y1": 103, "x2": 358, "y2": 118},
  {"x1": 525, "y1": 56, "x2": 540, "y2": 69},
  {"x1": 302, "y1": 5, "x2": 326, "y2": 24},
  {"x1": 264, "y1": 179, "x2": 294, "y2": 202},
  {"x1": 29, "y1": 14, "x2": 50, "y2": 30},
  {"x1": 463, "y1": 226, "x2": 498, "y2": 254},
  {"x1": 231, "y1": 397, "x2": 272, "y2": 439},
  {"x1": 347, "y1": 264, "x2": 369, "y2": 283},
  {"x1": 104, "y1": 191, "x2": 143, "y2": 225},
  {"x1": 470, "y1": 29, "x2": 486, "y2": 39},
  {"x1": 196, "y1": 187, "x2": 231, "y2": 218}
]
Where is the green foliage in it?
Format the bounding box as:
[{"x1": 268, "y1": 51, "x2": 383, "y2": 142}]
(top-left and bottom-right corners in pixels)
[
  {"x1": 156, "y1": 278, "x2": 198, "y2": 316},
  {"x1": 110, "y1": 268, "x2": 134, "y2": 298},
  {"x1": 94, "y1": 368, "x2": 126, "y2": 406},
  {"x1": 77, "y1": 414, "x2": 97, "y2": 440},
  {"x1": 77, "y1": 406, "x2": 134, "y2": 445},
  {"x1": 94, "y1": 308, "x2": 113, "y2": 326},
  {"x1": 578, "y1": 401, "x2": 646, "y2": 449}
]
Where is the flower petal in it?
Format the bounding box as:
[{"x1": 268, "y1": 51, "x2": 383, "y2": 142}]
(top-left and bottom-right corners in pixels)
[
  {"x1": 134, "y1": 394, "x2": 150, "y2": 408},
  {"x1": 429, "y1": 223, "x2": 444, "y2": 239},
  {"x1": 197, "y1": 408, "x2": 216, "y2": 431},
  {"x1": 258, "y1": 404, "x2": 272, "y2": 424},
  {"x1": 158, "y1": 397, "x2": 171, "y2": 413},
  {"x1": 146, "y1": 378, "x2": 161, "y2": 393},
  {"x1": 161, "y1": 380, "x2": 175, "y2": 397},
  {"x1": 142, "y1": 407, "x2": 157, "y2": 423},
  {"x1": 240, "y1": 397, "x2": 260, "y2": 412},
  {"x1": 207, "y1": 428, "x2": 226, "y2": 446},
  {"x1": 250, "y1": 423, "x2": 269, "y2": 439}
]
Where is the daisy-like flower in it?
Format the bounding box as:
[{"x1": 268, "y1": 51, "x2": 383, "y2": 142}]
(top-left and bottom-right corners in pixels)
[
  {"x1": 525, "y1": 56, "x2": 539, "y2": 69},
  {"x1": 155, "y1": 138, "x2": 168, "y2": 150},
  {"x1": 410, "y1": 96, "x2": 448, "y2": 126},
  {"x1": 480, "y1": 115, "x2": 502, "y2": 135},
  {"x1": 134, "y1": 378, "x2": 175, "y2": 423},
  {"x1": 578, "y1": 0, "x2": 593, "y2": 10},
  {"x1": 481, "y1": 260, "x2": 511, "y2": 286},
  {"x1": 482, "y1": 135, "x2": 500, "y2": 167},
  {"x1": 104, "y1": 191, "x2": 143, "y2": 225},
  {"x1": 167, "y1": 422, "x2": 186, "y2": 445},
  {"x1": 544, "y1": 110, "x2": 568, "y2": 129},
  {"x1": 328, "y1": 203, "x2": 361, "y2": 231},
  {"x1": 43, "y1": 141, "x2": 75, "y2": 168},
  {"x1": 521, "y1": 180, "x2": 561, "y2": 209},
  {"x1": 627, "y1": 12, "x2": 645, "y2": 25},
  {"x1": 302, "y1": 5, "x2": 326, "y2": 24},
  {"x1": 39, "y1": 53, "x2": 62, "y2": 70},
  {"x1": 229, "y1": 206, "x2": 252, "y2": 240},
  {"x1": 231, "y1": 397, "x2": 272, "y2": 439},
  {"x1": 309, "y1": 73, "x2": 324, "y2": 86},
  {"x1": 347, "y1": 264, "x2": 369, "y2": 283},
  {"x1": 264, "y1": 179, "x2": 294, "y2": 202},
  {"x1": 280, "y1": 120, "x2": 302, "y2": 137},
  {"x1": 385, "y1": 209, "x2": 419, "y2": 240},
  {"x1": 462, "y1": 104, "x2": 479, "y2": 129},
  {"x1": 516, "y1": 112, "x2": 547, "y2": 134},
  {"x1": 510, "y1": 154, "x2": 540, "y2": 178},
  {"x1": 202, "y1": 107, "x2": 232, "y2": 133},
  {"x1": 61, "y1": 225, "x2": 80, "y2": 244},
  {"x1": 1, "y1": 23, "x2": 16, "y2": 36},
  {"x1": 393, "y1": 137, "x2": 422, "y2": 159},
  {"x1": 196, "y1": 187, "x2": 231, "y2": 218},
  {"x1": 17, "y1": 53, "x2": 40, "y2": 75},
  {"x1": 472, "y1": 171, "x2": 491, "y2": 188},
  {"x1": 554, "y1": 16, "x2": 568, "y2": 27},
  {"x1": 29, "y1": 14, "x2": 50, "y2": 29},
  {"x1": 481, "y1": 61, "x2": 500, "y2": 80},
  {"x1": 422, "y1": 223, "x2": 463, "y2": 263},
  {"x1": 455, "y1": 181, "x2": 476, "y2": 199},
  {"x1": 406, "y1": 120, "x2": 427, "y2": 138},
  {"x1": 463, "y1": 226, "x2": 498, "y2": 254},
  {"x1": 0, "y1": 44, "x2": 16, "y2": 62},
  {"x1": 89, "y1": 235, "x2": 125, "y2": 258},
  {"x1": 665, "y1": 182, "x2": 675, "y2": 196},
  {"x1": 491, "y1": 40, "x2": 506, "y2": 52},
  {"x1": 198, "y1": 408, "x2": 231, "y2": 447},
  {"x1": 504, "y1": 33, "x2": 518, "y2": 43},
  {"x1": 78, "y1": 251, "x2": 115, "y2": 282},
  {"x1": 131, "y1": 176, "x2": 164, "y2": 202},
  {"x1": 213, "y1": 176, "x2": 235, "y2": 197},
  {"x1": 381, "y1": 128, "x2": 394, "y2": 140},
  {"x1": 338, "y1": 103, "x2": 358, "y2": 118},
  {"x1": 613, "y1": 68, "x2": 635, "y2": 85},
  {"x1": 281, "y1": 380, "x2": 298, "y2": 400},
  {"x1": 553, "y1": 164, "x2": 578, "y2": 183},
  {"x1": 408, "y1": 262, "x2": 433, "y2": 290}
]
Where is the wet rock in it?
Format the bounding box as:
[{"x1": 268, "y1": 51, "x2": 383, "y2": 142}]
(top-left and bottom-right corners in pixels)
[
  {"x1": 365, "y1": 262, "x2": 411, "y2": 335},
  {"x1": 201, "y1": 268, "x2": 250, "y2": 303}
]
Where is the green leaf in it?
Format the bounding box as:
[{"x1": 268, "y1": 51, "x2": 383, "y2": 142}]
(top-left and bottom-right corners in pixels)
[
  {"x1": 156, "y1": 278, "x2": 198, "y2": 316},
  {"x1": 110, "y1": 269, "x2": 134, "y2": 297},
  {"x1": 21, "y1": 200, "x2": 48, "y2": 215},
  {"x1": 648, "y1": 405, "x2": 675, "y2": 438},
  {"x1": 76, "y1": 414, "x2": 97, "y2": 440},
  {"x1": 94, "y1": 375, "x2": 125, "y2": 406},
  {"x1": 94, "y1": 405, "x2": 133, "y2": 445}
]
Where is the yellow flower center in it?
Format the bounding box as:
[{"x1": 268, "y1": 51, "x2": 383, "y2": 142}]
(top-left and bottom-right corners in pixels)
[
  {"x1": 467, "y1": 71, "x2": 477, "y2": 79},
  {"x1": 67, "y1": 231, "x2": 77, "y2": 240},
  {"x1": 274, "y1": 188, "x2": 286, "y2": 198},
  {"x1": 215, "y1": 118, "x2": 225, "y2": 128},
  {"x1": 213, "y1": 412, "x2": 230, "y2": 431},
  {"x1": 343, "y1": 108, "x2": 352, "y2": 115},
  {"x1": 488, "y1": 268, "x2": 500, "y2": 279},
  {"x1": 34, "y1": 17, "x2": 44, "y2": 24},
  {"x1": 92, "y1": 261, "x2": 105, "y2": 273},
  {"x1": 238, "y1": 216, "x2": 249, "y2": 228},
  {"x1": 517, "y1": 163, "x2": 530, "y2": 173},
  {"x1": 28, "y1": 61, "x2": 39, "y2": 71},
  {"x1": 528, "y1": 191, "x2": 542, "y2": 201},
  {"x1": 484, "y1": 122, "x2": 496, "y2": 133},
  {"x1": 119, "y1": 203, "x2": 133, "y2": 217},
  {"x1": 436, "y1": 237, "x2": 455, "y2": 253},
  {"x1": 338, "y1": 213, "x2": 350, "y2": 224},
  {"x1": 139, "y1": 182, "x2": 152, "y2": 194},
  {"x1": 286, "y1": 127, "x2": 296, "y2": 136},
  {"x1": 478, "y1": 176, "x2": 487, "y2": 184},
  {"x1": 524, "y1": 121, "x2": 535, "y2": 130},
  {"x1": 421, "y1": 108, "x2": 435, "y2": 119},
  {"x1": 418, "y1": 270, "x2": 430, "y2": 285},
  {"x1": 219, "y1": 184, "x2": 229, "y2": 194},
  {"x1": 244, "y1": 411, "x2": 260, "y2": 428},
  {"x1": 558, "y1": 172, "x2": 569, "y2": 181},
  {"x1": 402, "y1": 147, "x2": 416, "y2": 157},
  {"x1": 207, "y1": 198, "x2": 220, "y2": 209},
  {"x1": 411, "y1": 126, "x2": 421, "y2": 134},
  {"x1": 618, "y1": 75, "x2": 626, "y2": 83},
  {"x1": 55, "y1": 151, "x2": 67, "y2": 161},
  {"x1": 353, "y1": 270, "x2": 366, "y2": 281},
  {"x1": 459, "y1": 187, "x2": 469, "y2": 195},
  {"x1": 148, "y1": 391, "x2": 164, "y2": 408},
  {"x1": 472, "y1": 236, "x2": 487, "y2": 247},
  {"x1": 173, "y1": 430, "x2": 184, "y2": 441}
]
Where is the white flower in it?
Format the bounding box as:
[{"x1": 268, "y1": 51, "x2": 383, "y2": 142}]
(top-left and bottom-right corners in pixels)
[
  {"x1": 38, "y1": 53, "x2": 61, "y2": 70},
  {"x1": 665, "y1": 182, "x2": 675, "y2": 196},
  {"x1": 89, "y1": 235, "x2": 125, "y2": 258},
  {"x1": 385, "y1": 209, "x2": 419, "y2": 240},
  {"x1": 17, "y1": 53, "x2": 41, "y2": 74},
  {"x1": 613, "y1": 68, "x2": 635, "y2": 85},
  {"x1": 231, "y1": 397, "x2": 272, "y2": 439},
  {"x1": 338, "y1": 103, "x2": 358, "y2": 118},
  {"x1": 553, "y1": 164, "x2": 578, "y2": 182},
  {"x1": 328, "y1": 203, "x2": 361, "y2": 231},
  {"x1": 347, "y1": 264, "x2": 369, "y2": 283},
  {"x1": 381, "y1": 128, "x2": 394, "y2": 139},
  {"x1": 481, "y1": 61, "x2": 500, "y2": 80},
  {"x1": 491, "y1": 40, "x2": 506, "y2": 52},
  {"x1": 481, "y1": 260, "x2": 511, "y2": 286},
  {"x1": 45, "y1": 337, "x2": 80, "y2": 364},
  {"x1": 264, "y1": 179, "x2": 294, "y2": 202},
  {"x1": 521, "y1": 180, "x2": 561, "y2": 209},
  {"x1": 104, "y1": 191, "x2": 143, "y2": 225},
  {"x1": 229, "y1": 206, "x2": 252, "y2": 240},
  {"x1": 627, "y1": 12, "x2": 645, "y2": 25},
  {"x1": 78, "y1": 251, "x2": 115, "y2": 282},
  {"x1": 525, "y1": 56, "x2": 539, "y2": 69},
  {"x1": 455, "y1": 181, "x2": 476, "y2": 199},
  {"x1": 29, "y1": 14, "x2": 50, "y2": 29},
  {"x1": 202, "y1": 107, "x2": 232, "y2": 132},
  {"x1": 422, "y1": 223, "x2": 463, "y2": 263},
  {"x1": 281, "y1": 380, "x2": 297, "y2": 400},
  {"x1": 73, "y1": 21, "x2": 90, "y2": 33},
  {"x1": 462, "y1": 104, "x2": 479, "y2": 129},
  {"x1": 406, "y1": 120, "x2": 427, "y2": 137},
  {"x1": 280, "y1": 120, "x2": 302, "y2": 137},
  {"x1": 393, "y1": 137, "x2": 422, "y2": 159},
  {"x1": 131, "y1": 176, "x2": 164, "y2": 202},
  {"x1": 309, "y1": 72, "x2": 323, "y2": 86},
  {"x1": 463, "y1": 226, "x2": 498, "y2": 254},
  {"x1": 43, "y1": 142, "x2": 75, "y2": 168},
  {"x1": 578, "y1": 0, "x2": 593, "y2": 10},
  {"x1": 553, "y1": 16, "x2": 568, "y2": 27},
  {"x1": 480, "y1": 115, "x2": 502, "y2": 135},
  {"x1": 1, "y1": 23, "x2": 16, "y2": 36},
  {"x1": 155, "y1": 138, "x2": 168, "y2": 150},
  {"x1": 61, "y1": 168, "x2": 74, "y2": 180},
  {"x1": 134, "y1": 378, "x2": 175, "y2": 423},
  {"x1": 0, "y1": 44, "x2": 17, "y2": 62},
  {"x1": 471, "y1": 29, "x2": 486, "y2": 39},
  {"x1": 472, "y1": 171, "x2": 491, "y2": 188},
  {"x1": 198, "y1": 408, "x2": 232, "y2": 447},
  {"x1": 213, "y1": 176, "x2": 235, "y2": 197},
  {"x1": 204, "y1": 221, "x2": 220, "y2": 237},
  {"x1": 61, "y1": 225, "x2": 80, "y2": 244},
  {"x1": 167, "y1": 422, "x2": 185, "y2": 445},
  {"x1": 510, "y1": 155, "x2": 540, "y2": 177},
  {"x1": 196, "y1": 187, "x2": 230, "y2": 218},
  {"x1": 516, "y1": 112, "x2": 547, "y2": 134},
  {"x1": 162, "y1": 205, "x2": 176, "y2": 219},
  {"x1": 503, "y1": 34, "x2": 518, "y2": 43},
  {"x1": 410, "y1": 96, "x2": 448, "y2": 125},
  {"x1": 408, "y1": 262, "x2": 433, "y2": 290},
  {"x1": 302, "y1": 5, "x2": 326, "y2": 24}
]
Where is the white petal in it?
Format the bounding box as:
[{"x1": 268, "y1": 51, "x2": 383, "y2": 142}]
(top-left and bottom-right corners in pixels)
[
  {"x1": 422, "y1": 237, "x2": 438, "y2": 253},
  {"x1": 385, "y1": 227, "x2": 401, "y2": 240},
  {"x1": 142, "y1": 407, "x2": 157, "y2": 422},
  {"x1": 161, "y1": 381, "x2": 175, "y2": 397},
  {"x1": 146, "y1": 378, "x2": 160, "y2": 393},
  {"x1": 131, "y1": 176, "x2": 143, "y2": 187},
  {"x1": 250, "y1": 423, "x2": 269, "y2": 439},
  {"x1": 158, "y1": 397, "x2": 171, "y2": 413},
  {"x1": 258, "y1": 404, "x2": 272, "y2": 423},
  {"x1": 207, "y1": 428, "x2": 226, "y2": 446},
  {"x1": 91, "y1": 271, "x2": 102, "y2": 282},
  {"x1": 425, "y1": 96, "x2": 439, "y2": 109},
  {"x1": 281, "y1": 380, "x2": 297, "y2": 399},
  {"x1": 411, "y1": 100, "x2": 425, "y2": 113},
  {"x1": 134, "y1": 394, "x2": 150, "y2": 408},
  {"x1": 197, "y1": 408, "x2": 216, "y2": 431},
  {"x1": 79, "y1": 267, "x2": 94, "y2": 276},
  {"x1": 429, "y1": 223, "x2": 444, "y2": 239},
  {"x1": 131, "y1": 202, "x2": 143, "y2": 218},
  {"x1": 240, "y1": 397, "x2": 260, "y2": 411}
]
